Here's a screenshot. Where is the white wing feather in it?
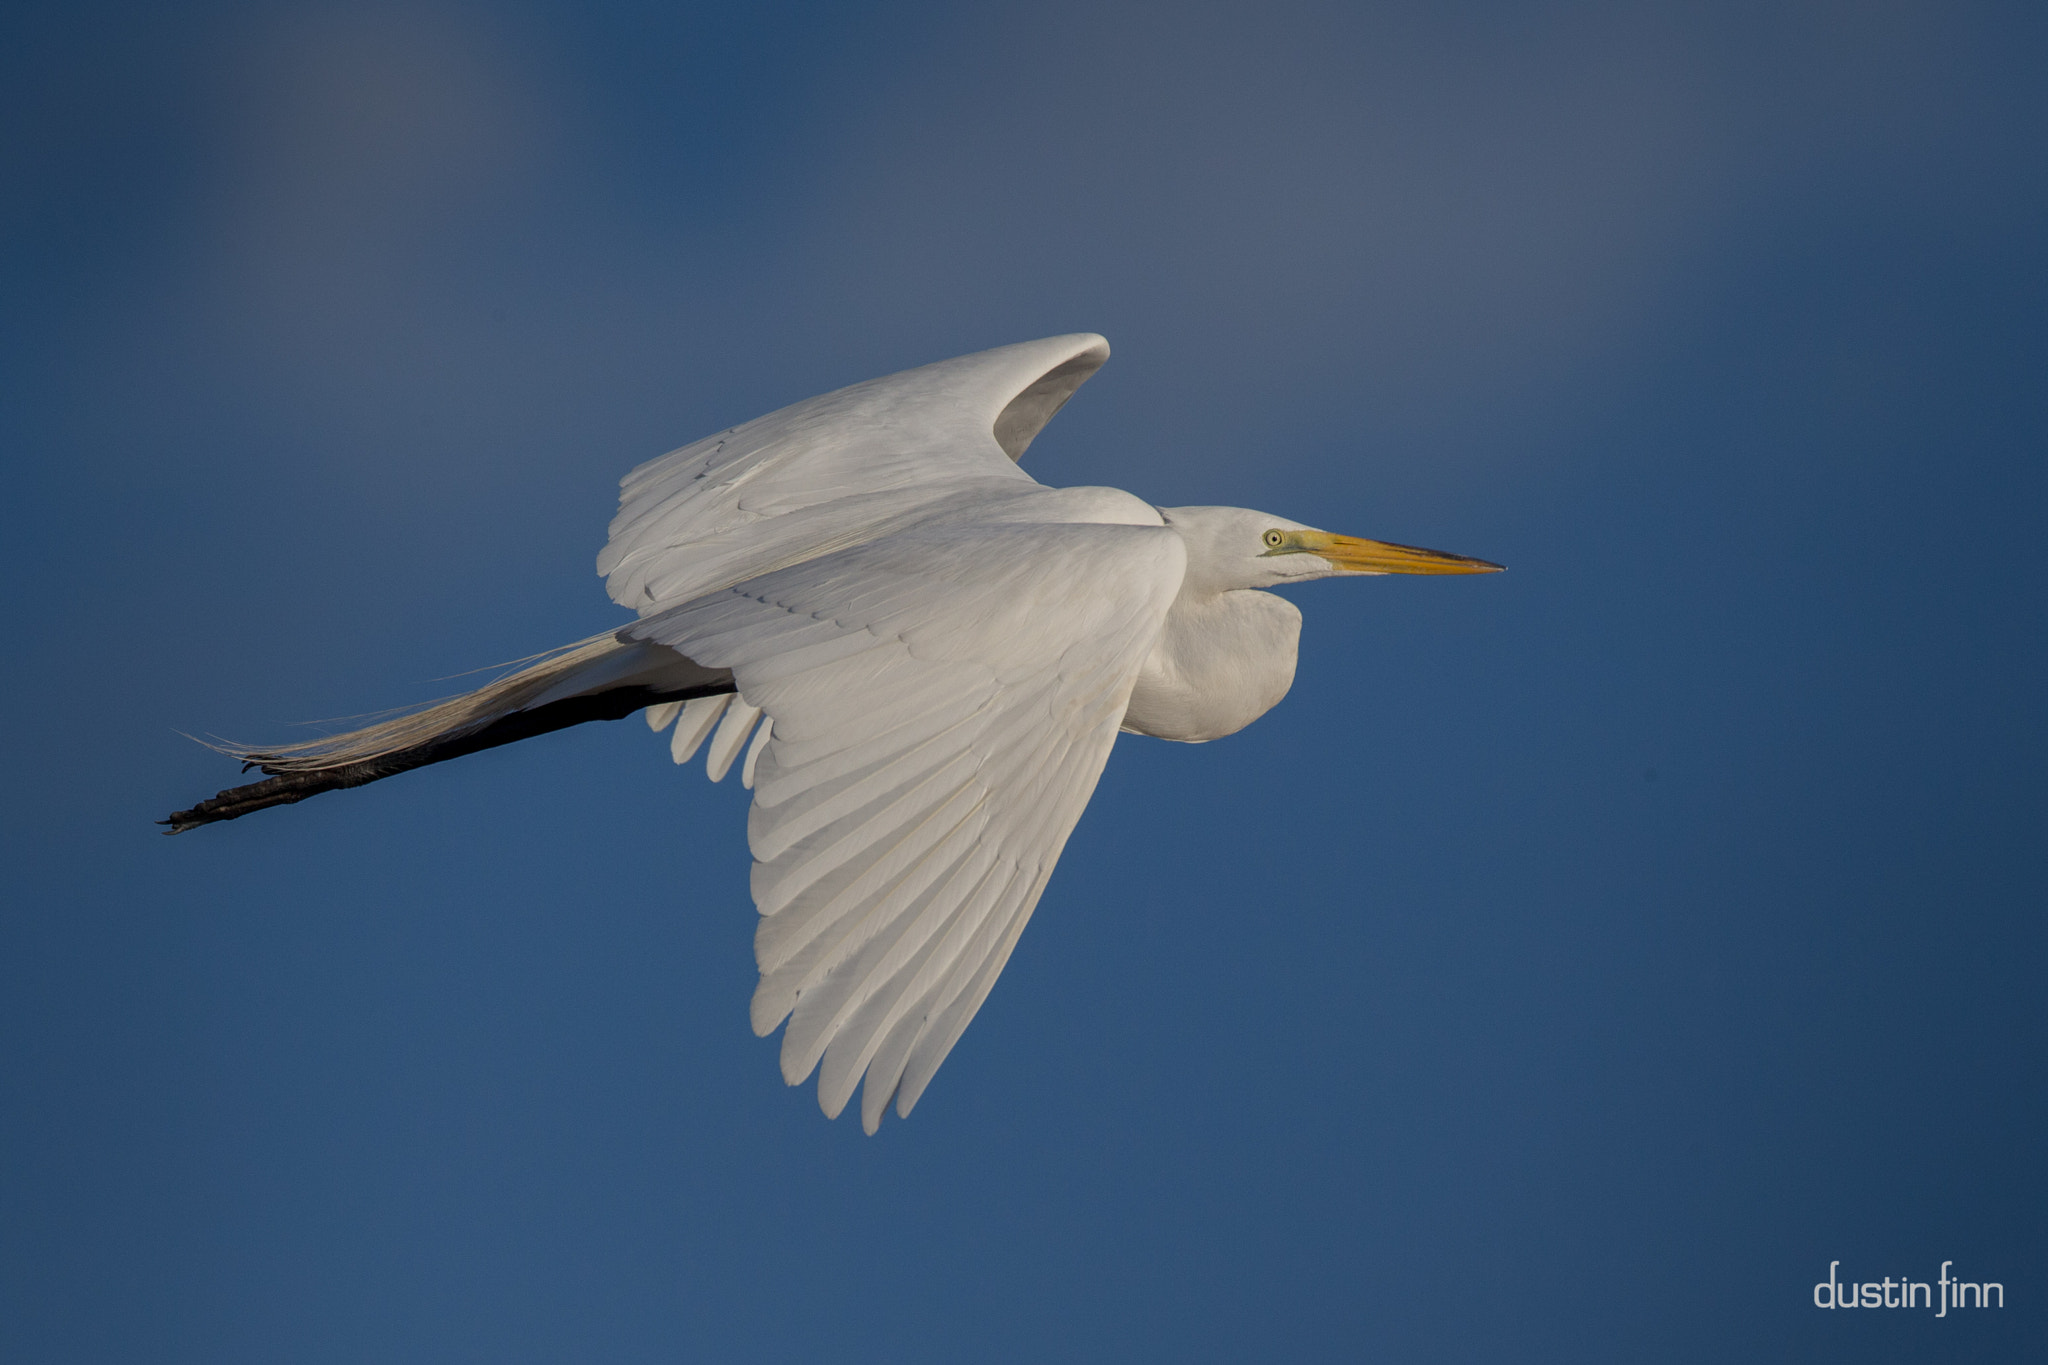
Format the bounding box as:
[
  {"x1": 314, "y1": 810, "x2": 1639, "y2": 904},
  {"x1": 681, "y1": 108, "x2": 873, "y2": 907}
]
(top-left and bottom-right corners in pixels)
[
  {"x1": 670, "y1": 695, "x2": 728, "y2": 764},
  {"x1": 599, "y1": 335, "x2": 1110, "y2": 614},
  {"x1": 627, "y1": 521, "x2": 1185, "y2": 1129}
]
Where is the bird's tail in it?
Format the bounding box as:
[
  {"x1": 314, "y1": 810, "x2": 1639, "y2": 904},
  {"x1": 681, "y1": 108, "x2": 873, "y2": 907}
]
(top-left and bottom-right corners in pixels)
[{"x1": 163, "y1": 632, "x2": 733, "y2": 833}]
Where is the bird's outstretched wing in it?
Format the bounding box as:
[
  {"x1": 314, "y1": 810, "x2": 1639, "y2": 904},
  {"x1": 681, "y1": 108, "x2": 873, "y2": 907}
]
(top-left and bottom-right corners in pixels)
[
  {"x1": 627, "y1": 519, "x2": 1185, "y2": 1131},
  {"x1": 601, "y1": 334, "x2": 1111, "y2": 613}
]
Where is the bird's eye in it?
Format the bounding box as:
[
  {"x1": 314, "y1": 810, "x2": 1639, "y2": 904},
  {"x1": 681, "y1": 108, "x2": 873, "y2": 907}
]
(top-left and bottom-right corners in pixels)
[{"x1": 1263, "y1": 529, "x2": 1285, "y2": 549}]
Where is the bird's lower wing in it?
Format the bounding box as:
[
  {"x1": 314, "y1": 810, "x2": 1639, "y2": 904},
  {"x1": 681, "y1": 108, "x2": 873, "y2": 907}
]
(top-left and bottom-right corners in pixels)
[{"x1": 628, "y1": 521, "x2": 1186, "y2": 1131}]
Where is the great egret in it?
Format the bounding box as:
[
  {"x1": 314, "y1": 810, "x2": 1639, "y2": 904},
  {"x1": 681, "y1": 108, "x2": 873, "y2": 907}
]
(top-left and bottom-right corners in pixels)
[{"x1": 167, "y1": 334, "x2": 1501, "y2": 1131}]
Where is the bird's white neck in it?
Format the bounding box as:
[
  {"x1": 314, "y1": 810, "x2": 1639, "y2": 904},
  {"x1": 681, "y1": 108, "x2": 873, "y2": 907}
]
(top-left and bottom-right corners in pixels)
[{"x1": 1121, "y1": 588, "x2": 1302, "y2": 743}]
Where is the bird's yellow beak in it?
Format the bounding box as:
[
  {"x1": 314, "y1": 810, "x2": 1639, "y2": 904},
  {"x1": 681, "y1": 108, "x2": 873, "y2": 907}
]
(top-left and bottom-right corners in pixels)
[{"x1": 1273, "y1": 530, "x2": 1504, "y2": 575}]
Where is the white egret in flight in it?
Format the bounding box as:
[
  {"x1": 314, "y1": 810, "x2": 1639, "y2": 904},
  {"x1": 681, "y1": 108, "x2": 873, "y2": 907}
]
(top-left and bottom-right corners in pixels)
[{"x1": 168, "y1": 335, "x2": 1501, "y2": 1131}]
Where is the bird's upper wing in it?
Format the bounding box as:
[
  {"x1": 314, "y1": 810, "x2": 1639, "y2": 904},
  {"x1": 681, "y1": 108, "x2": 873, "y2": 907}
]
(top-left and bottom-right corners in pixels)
[
  {"x1": 600, "y1": 334, "x2": 1111, "y2": 614},
  {"x1": 625, "y1": 519, "x2": 1186, "y2": 1131}
]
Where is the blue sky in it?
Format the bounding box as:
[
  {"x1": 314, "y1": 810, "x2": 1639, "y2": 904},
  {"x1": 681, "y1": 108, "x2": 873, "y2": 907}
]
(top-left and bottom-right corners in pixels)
[{"x1": 3, "y1": 2, "x2": 2043, "y2": 1360}]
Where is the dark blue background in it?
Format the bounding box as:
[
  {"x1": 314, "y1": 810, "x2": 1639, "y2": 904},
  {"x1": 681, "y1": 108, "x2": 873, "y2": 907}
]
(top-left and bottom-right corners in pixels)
[{"x1": 4, "y1": 3, "x2": 2042, "y2": 1360}]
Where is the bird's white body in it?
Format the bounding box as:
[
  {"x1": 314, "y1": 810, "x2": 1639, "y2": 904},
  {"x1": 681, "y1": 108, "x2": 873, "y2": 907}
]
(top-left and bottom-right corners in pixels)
[
  {"x1": 1124, "y1": 507, "x2": 1308, "y2": 743},
  {"x1": 183, "y1": 334, "x2": 1498, "y2": 1132},
  {"x1": 1124, "y1": 584, "x2": 1302, "y2": 743}
]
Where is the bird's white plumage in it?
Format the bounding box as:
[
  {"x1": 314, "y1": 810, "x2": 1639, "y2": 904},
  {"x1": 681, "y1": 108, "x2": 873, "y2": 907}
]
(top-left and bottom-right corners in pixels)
[
  {"x1": 601, "y1": 334, "x2": 1110, "y2": 614},
  {"x1": 667, "y1": 694, "x2": 728, "y2": 765},
  {"x1": 704, "y1": 696, "x2": 764, "y2": 783},
  {"x1": 582, "y1": 337, "x2": 1485, "y2": 1127},
  {"x1": 175, "y1": 332, "x2": 1498, "y2": 1128},
  {"x1": 593, "y1": 337, "x2": 1214, "y2": 1124},
  {"x1": 629, "y1": 519, "x2": 1185, "y2": 1130}
]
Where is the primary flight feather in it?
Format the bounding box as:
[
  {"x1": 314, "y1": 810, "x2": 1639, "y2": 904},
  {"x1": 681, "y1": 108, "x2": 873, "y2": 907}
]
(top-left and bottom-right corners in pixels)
[{"x1": 167, "y1": 334, "x2": 1500, "y2": 1131}]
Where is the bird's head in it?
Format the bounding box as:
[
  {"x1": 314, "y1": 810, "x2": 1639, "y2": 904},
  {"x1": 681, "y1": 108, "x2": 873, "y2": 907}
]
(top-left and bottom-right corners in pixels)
[{"x1": 1158, "y1": 505, "x2": 1503, "y2": 594}]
